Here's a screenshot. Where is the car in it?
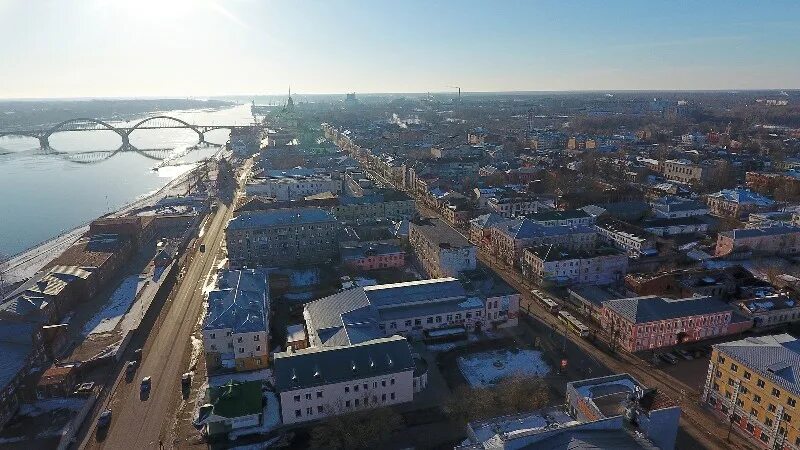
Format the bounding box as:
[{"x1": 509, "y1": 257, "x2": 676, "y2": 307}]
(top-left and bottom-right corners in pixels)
[
  {"x1": 125, "y1": 360, "x2": 137, "y2": 374},
  {"x1": 659, "y1": 353, "x2": 678, "y2": 365},
  {"x1": 97, "y1": 409, "x2": 112, "y2": 428},
  {"x1": 674, "y1": 349, "x2": 693, "y2": 360},
  {"x1": 141, "y1": 376, "x2": 152, "y2": 391},
  {"x1": 181, "y1": 372, "x2": 192, "y2": 388},
  {"x1": 133, "y1": 348, "x2": 143, "y2": 361},
  {"x1": 199, "y1": 244, "x2": 206, "y2": 253}
]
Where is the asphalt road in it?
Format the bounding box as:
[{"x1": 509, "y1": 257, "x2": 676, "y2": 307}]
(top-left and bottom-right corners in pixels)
[{"x1": 80, "y1": 161, "x2": 249, "y2": 449}]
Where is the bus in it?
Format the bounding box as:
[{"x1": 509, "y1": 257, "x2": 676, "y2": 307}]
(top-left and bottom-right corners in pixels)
[
  {"x1": 558, "y1": 311, "x2": 591, "y2": 338},
  {"x1": 531, "y1": 290, "x2": 560, "y2": 314}
]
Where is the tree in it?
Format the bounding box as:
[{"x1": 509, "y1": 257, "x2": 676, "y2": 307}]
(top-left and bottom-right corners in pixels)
[
  {"x1": 309, "y1": 407, "x2": 403, "y2": 450},
  {"x1": 446, "y1": 375, "x2": 550, "y2": 425}
]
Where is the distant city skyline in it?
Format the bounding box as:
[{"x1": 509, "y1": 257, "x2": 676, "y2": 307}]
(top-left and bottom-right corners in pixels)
[{"x1": 1, "y1": 0, "x2": 799, "y2": 99}]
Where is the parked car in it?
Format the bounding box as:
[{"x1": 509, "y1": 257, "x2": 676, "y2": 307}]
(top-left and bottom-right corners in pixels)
[
  {"x1": 674, "y1": 349, "x2": 693, "y2": 360},
  {"x1": 125, "y1": 360, "x2": 137, "y2": 374},
  {"x1": 97, "y1": 409, "x2": 112, "y2": 428},
  {"x1": 659, "y1": 353, "x2": 678, "y2": 365},
  {"x1": 181, "y1": 373, "x2": 192, "y2": 389},
  {"x1": 133, "y1": 348, "x2": 143, "y2": 361},
  {"x1": 141, "y1": 376, "x2": 152, "y2": 392},
  {"x1": 199, "y1": 244, "x2": 206, "y2": 253}
]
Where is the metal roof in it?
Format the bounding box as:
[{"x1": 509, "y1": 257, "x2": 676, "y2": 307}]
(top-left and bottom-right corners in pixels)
[
  {"x1": 227, "y1": 208, "x2": 335, "y2": 231},
  {"x1": 604, "y1": 295, "x2": 733, "y2": 324},
  {"x1": 716, "y1": 334, "x2": 800, "y2": 397},
  {"x1": 272, "y1": 335, "x2": 414, "y2": 392}
]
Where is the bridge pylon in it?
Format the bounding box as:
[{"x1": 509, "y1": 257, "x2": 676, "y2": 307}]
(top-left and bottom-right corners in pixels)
[{"x1": 38, "y1": 135, "x2": 50, "y2": 149}]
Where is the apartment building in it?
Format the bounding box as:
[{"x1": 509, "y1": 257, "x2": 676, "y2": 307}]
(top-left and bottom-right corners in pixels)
[
  {"x1": 340, "y1": 241, "x2": 405, "y2": 271},
  {"x1": 226, "y1": 208, "x2": 339, "y2": 268},
  {"x1": 468, "y1": 213, "x2": 512, "y2": 247},
  {"x1": 245, "y1": 170, "x2": 342, "y2": 201},
  {"x1": 651, "y1": 196, "x2": 709, "y2": 219},
  {"x1": 595, "y1": 216, "x2": 657, "y2": 257},
  {"x1": 332, "y1": 190, "x2": 415, "y2": 222},
  {"x1": 487, "y1": 195, "x2": 546, "y2": 218},
  {"x1": 736, "y1": 294, "x2": 800, "y2": 330},
  {"x1": 521, "y1": 245, "x2": 628, "y2": 287},
  {"x1": 715, "y1": 226, "x2": 800, "y2": 257},
  {"x1": 702, "y1": 334, "x2": 800, "y2": 449},
  {"x1": 642, "y1": 216, "x2": 709, "y2": 237},
  {"x1": 491, "y1": 219, "x2": 596, "y2": 267},
  {"x1": 601, "y1": 295, "x2": 734, "y2": 353},
  {"x1": 705, "y1": 188, "x2": 776, "y2": 219},
  {"x1": 409, "y1": 217, "x2": 476, "y2": 278},
  {"x1": 202, "y1": 269, "x2": 270, "y2": 372},
  {"x1": 525, "y1": 209, "x2": 595, "y2": 227},
  {"x1": 662, "y1": 159, "x2": 716, "y2": 185},
  {"x1": 273, "y1": 336, "x2": 416, "y2": 425}
]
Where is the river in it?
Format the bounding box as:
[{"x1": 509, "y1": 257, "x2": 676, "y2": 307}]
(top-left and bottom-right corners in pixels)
[{"x1": 0, "y1": 104, "x2": 254, "y2": 256}]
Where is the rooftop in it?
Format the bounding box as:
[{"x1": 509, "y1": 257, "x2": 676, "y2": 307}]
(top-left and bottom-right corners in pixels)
[
  {"x1": 708, "y1": 188, "x2": 775, "y2": 206},
  {"x1": 715, "y1": 334, "x2": 800, "y2": 397},
  {"x1": 410, "y1": 217, "x2": 472, "y2": 248},
  {"x1": 228, "y1": 208, "x2": 335, "y2": 231},
  {"x1": 204, "y1": 270, "x2": 269, "y2": 334},
  {"x1": 604, "y1": 295, "x2": 733, "y2": 324}
]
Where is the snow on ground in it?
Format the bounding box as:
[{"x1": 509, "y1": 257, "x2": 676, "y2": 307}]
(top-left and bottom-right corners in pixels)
[
  {"x1": 458, "y1": 349, "x2": 551, "y2": 388},
  {"x1": 18, "y1": 397, "x2": 85, "y2": 417},
  {"x1": 189, "y1": 334, "x2": 204, "y2": 368},
  {"x1": 209, "y1": 368, "x2": 273, "y2": 387},
  {"x1": 83, "y1": 275, "x2": 146, "y2": 335},
  {"x1": 228, "y1": 392, "x2": 281, "y2": 440}
]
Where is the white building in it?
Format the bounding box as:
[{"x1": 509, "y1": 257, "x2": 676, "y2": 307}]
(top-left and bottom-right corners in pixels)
[
  {"x1": 487, "y1": 196, "x2": 546, "y2": 218},
  {"x1": 595, "y1": 217, "x2": 657, "y2": 257},
  {"x1": 651, "y1": 196, "x2": 709, "y2": 219},
  {"x1": 409, "y1": 218, "x2": 477, "y2": 278},
  {"x1": 521, "y1": 245, "x2": 628, "y2": 287},
  {"x1": 202, "y1": 269, "x2": 270, "y2": 372},
  {"x1": 245, "y1": 170, "x2": 341, "y2": 201}
]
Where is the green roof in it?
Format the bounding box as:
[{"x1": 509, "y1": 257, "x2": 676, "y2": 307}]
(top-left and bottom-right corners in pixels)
[{"x1": 208, "y1": 380, "x2": 263, "y2": 419}]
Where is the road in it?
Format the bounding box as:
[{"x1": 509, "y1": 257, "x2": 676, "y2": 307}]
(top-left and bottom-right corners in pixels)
[
  {"x1": 360, "y1": 163, "x2": 754, "y2": 450},
  {"x1": 79, "y1": 160, "x2": 250, "y2": 449}
]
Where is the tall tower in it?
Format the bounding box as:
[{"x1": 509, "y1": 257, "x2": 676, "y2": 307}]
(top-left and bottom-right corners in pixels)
[{"x1": 287, "y1": 86, "x2": 294, "y2": 109}]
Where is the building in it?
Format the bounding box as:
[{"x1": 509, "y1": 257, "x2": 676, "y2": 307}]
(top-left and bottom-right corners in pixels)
[
  {"x1": 0, "y1": 320, "x2": 47, "y2": 429},
  {"x1": 651, "y1": 196, "x2": 709, "y2": 219},
  {"x1": 595, "y1": 216, "x2": 657, "y2": 257},
  {"x1": 229, "y1": 126, "x2": 263, "y2": 156},
  {"x1": 715, "y1": 226, "x2": 800, "y2": 257},
  {"x1": 196, "y1": 380, "x2": 264, "y2": 436},
  {"x1": 736, "y1": 294, "x2": 800, "y2": 330},
  {"x1": 601, "y1": 295, "x2": 735, "y2": 353},
  {"x1": 245, "y1": 169, "x2": 342, "y2": 201},
  {"x1": 642, "y1": 216, "x2": 709, "y2": 237},
  {"x1": 569, "y1": 285, "x2": 623, "y2": 322},
  {"x1": 525, "y1": 209, "x2": 596, "y2": 227},
  {"x1": 202, "y1": 269, "x2": 270, "y2": 372},
  {"x1": 702, "y1": 334, "x2": 800, "y2": 449},
  {"x1": 273, "y1": 336, "x2": 416, "y2": 425},
  {"x1": 706, "y1": 188, "x2": 776, "y2": 219},
  {"x1": 468, "y1": 213, "x2": 512, "y2": 247},
  {"x1": 409, "y1": 217, "x2": 476, "y2": 278},
  {"x1": 304, "y1": 277, "x2": 519, "y2": 341},
  {"x1": 625, "y1": 267, "x2": 747, "y2": 300},
  {"x1": 286, "y1": 324, "x2": 308, "y2": 351},
  {"x1": 521, "y1": 245, "x2": 628, "y2": 287},
  {"x1": 36, "y1": 363, "x2": 79, "y2": 399},
  {"x1": 662, "y1": 159, "x2": 716, "y2": 185},
  {"x1": 491, "y1": 219, "x2": 597, "y2": 267},
  {"x1": 226, "y1": 208, "x2": 339, "y2": 268},
  {"x1": 340, "y1": 241, "x2": 405, "y2": 271},
  {"x1": 457, "y1": 373, "x2": 680, "y2": 450},
  {"x1": 487, "y1": 194, "x2": 546, "y2": 218},
  {"x1": 746, "y1": 171, "x2": 800, "y2": 198},
  {"x1": 332, "y1": 190, "x2": 415, "y2": 223}
]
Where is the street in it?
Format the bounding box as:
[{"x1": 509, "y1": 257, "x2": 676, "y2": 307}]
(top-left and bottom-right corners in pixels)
[
  {"x1": 78, "y1": 160, "x2": 250, "y2": 450},
  {"x1": 362, "y1": 164, "x2": 755, "y2": 450}
]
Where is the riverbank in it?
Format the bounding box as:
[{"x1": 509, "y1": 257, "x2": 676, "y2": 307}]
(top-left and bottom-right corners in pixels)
[{"x1": 0, "y1": 160, "x2": 212, "y2": 286}]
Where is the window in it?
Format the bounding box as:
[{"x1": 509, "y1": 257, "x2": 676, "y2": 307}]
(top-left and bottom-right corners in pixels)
[
  {"x1": 345, "y1": 386, "x2": 349, "y2": 393},
  {"x1": 256, "y1": 345, "x2": 261, "y2": 351},
  {"x1": 405, "y1": 320, "x2": 412, "y2": 327},
  {"x1": 382, "y1": 380, "x2": 386, "y2": 387},
  {"x1": 317, "y1": 406, "x2": 324, "y2": 413},
  {"x1": 743, "y1": 371, "x2": 751, "y2": 380},
  {"x1": 426, "y1": 317, "x2": 433, "y2": 324},
  {"x1": 390, "y1": 378, "x2": 395, "y2": 385},
  {"x1": 305, "y1": 393, "x2": 312, "y2": 400},
  {"x1": 346, "y1": 400, "x2": 351, "y2": 408},
  {"x1": 239, "y1": 348, "x2": 244, "y2": 353},
  {"x1": 382, "y1": 394, "x2": 386, "y2": 401},
  {"x1": 784, "y1": 413, "x2": 793, "y2": 422},
  {"x1": 354, "y1": 385, "x2": 359, "y2": 392},
  {"x1": 731, "y1": 363, "x2": 738, "y2": 372},
  {"x1": 355, "y1": 399, "x2": 359, "y2": 406},
  {"x1": 789, "y1": 397, "x2": 796, "y2": 407},
  {"x1": 295, "y1": 410, "x2": 301, "y2": 418},
  {"x1": 390, "y1": 393, "x2": 395, "y2": 400},
  {"x1": 363, "y1": 383, "x2": 368, "y2": 390},
  {"x1": 414, "y1": 319, "x2": 421, "y2": 326},
  {"x1": 773, "y1": 387, "x2": 781, "y2": 398},
  {"x1": 306, "y1": 407, "x2": 313, "y2": 415},
  {"x1": 210, "y1": 333, "x2": 215, "y2": 339},
  {"x1": 254, "y1": 335, "x2": 260, "y2": 341},
  {"x1": 317, "y1": 391, "x2": 323, "y2": 398},
  {"x1": 757, "y1": 379, "x2": 766, "y2": 388},
  {"x1": 237, "y1": 336, "x2": 243, "y2": 343},
  {"x1": 754, "y1": 394, "x2": 761, "y2": 403},
  {"x1": 769, "y1": 404, "x2": 777, "y2": 413},
  {"x1": 765, "y1": 417, "x2": 774, "y2": 427},
  {"x1": 294, "y1": 395, "x2": 301, "y2": 402}
]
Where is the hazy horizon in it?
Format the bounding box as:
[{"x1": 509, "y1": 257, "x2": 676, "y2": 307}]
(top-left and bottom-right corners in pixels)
[{"x1": 2, "y1": 0, "x2": 800, "y2": 98}]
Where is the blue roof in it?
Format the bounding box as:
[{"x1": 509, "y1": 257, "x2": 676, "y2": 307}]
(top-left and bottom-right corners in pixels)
[
  {"x1": 604, "y1": 295, "x2": 733, "y2": 324},
  {"x1": 708, "y1": 188, "x2": 774, "y2": 206},
  {"x1": 716, "y1": 334, "x2": 800, "y2": 397},
  {"x1": 228, "y1": 208, "x2": 335, "y2": 231},
  {"x1": 498, "y1": 219, "x2": 594, "y2": 240},
  {"x1": 204, "y1": 270, "x2": 269, "y2": 334}
]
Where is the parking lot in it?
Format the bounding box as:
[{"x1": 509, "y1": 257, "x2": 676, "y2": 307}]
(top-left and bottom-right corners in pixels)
[{"x1": 645, "y1": 346, "x2": 712, "y2": 395}]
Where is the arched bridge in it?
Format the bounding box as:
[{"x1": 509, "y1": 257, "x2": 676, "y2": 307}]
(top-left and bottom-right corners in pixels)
[{"x1": 0, "y1": 115, "x2": 258, "y2": 148}]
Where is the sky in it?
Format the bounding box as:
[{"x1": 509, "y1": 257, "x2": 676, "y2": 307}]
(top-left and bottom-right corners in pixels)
[{"x1": 1, "y1": 0, "x2": 799, "y2": 99}]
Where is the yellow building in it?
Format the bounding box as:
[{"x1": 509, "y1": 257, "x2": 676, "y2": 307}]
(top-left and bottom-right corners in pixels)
[{"x1": 702, "y1": 334, "x2": 800, "y2": 449}]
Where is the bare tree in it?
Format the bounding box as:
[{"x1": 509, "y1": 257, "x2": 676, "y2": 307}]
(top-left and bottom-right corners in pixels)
[
  {"x1": 309, "y1": 407, "x2": 403, "y2": 450},
  {"x1": 446, "y1": 375, "x2": 550, "y2": 425}
]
